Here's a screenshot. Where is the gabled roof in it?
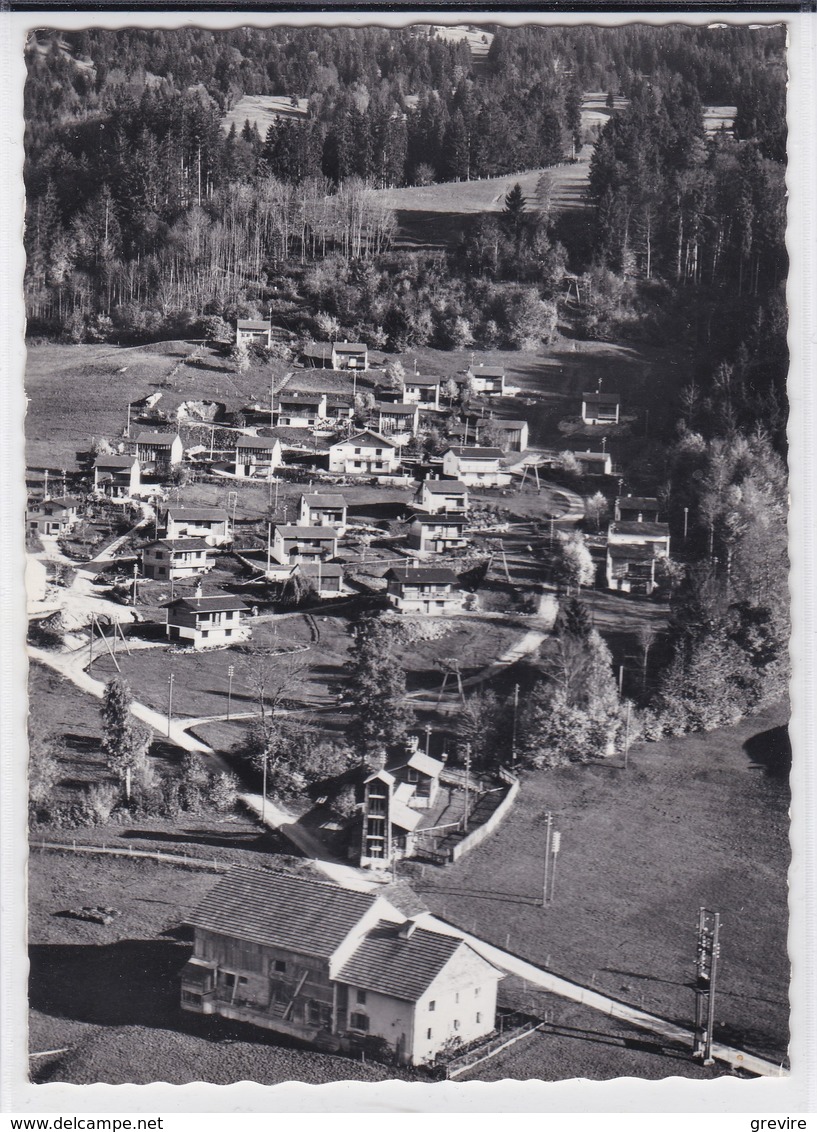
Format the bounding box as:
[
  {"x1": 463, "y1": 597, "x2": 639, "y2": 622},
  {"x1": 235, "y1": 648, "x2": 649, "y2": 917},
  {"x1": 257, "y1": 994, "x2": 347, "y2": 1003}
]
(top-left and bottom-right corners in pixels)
[
  {"x1": 410, "y1": 515, "x2": 465, "y2": 528},
  {"x1": 136, "y1": 431, "x2": 180, "y2": 446},
  {"x1": 609, "y1": 521, "x2": 669, "y2": 538},
  {"x1": 336, "y1": 921, "x2": 464, "y2": 1002},
  {"x1": 275, "y1": 524, "x2": 338, "y2": 539},
  {"x1": 236, "y1": 435, "x2": 281, "y2": 450},
  {"x1": 481, "y1": 419, "x2": 527, "y2": 431},
  {"x1": 446, "y1": 446, "x2": 504, "y2": 460},
  {"x1": 302, "y1": 494, "x2": 347, "y2": 508},
  {"x1": 146, "y1": 537, "x2": 211, "y2": 553},
  {"x1": 164, "y1": 594, "x2": 248, "y2": 613},
  {"x1": 575, "y1": 451, "x2": 610, "y2": 462},
  {"x1": 297, "y1": 562, "x2": 344, "y2": 578},
  {"x1": 422, "y1": 480, "x2": 468, "y2": 495},
  {"x1": 617, "y1": 495, "x2": 660, "y2": 511},
  {"x1": 332, "y1": 341, "x2": 367, "y2": 353},
  {"x1": 388, "y1": 749, "x2": 445, "y2": 780},
  {"x1": 468, "y1": 365, "x2": 505, "y2": 377},
  {"x1": 390, "y1": 799, "x2": 423, "y2": 832},
  {"x1": 403, "y1": 374, "x2": 440, "y2": 386},
  {"x1": 279, "y1": 392, "x2": 324, "y2": 405},
  {"x1": 94, "y1": 455, "x2": 138, "y2": 469},
  {"x1": 583, "y1": 391, "x2": 620, "y2": 405},
  {"x1": 331, "y1": 430, "x2": 397, "y2": 450},
  {"x1": 376, "y1": 402, "x2": 418, "y2": 415},
  {"x1": 187, "y1": 867, "x2": 378, "y2": 959},
  {"x1": 608, "y1": 543, "x2": 658, "y2": 561},
  {"x1": 386, "y1": 567, "x2": 459, "y2": 585},
  {"x1": 166, "y1": 507, "x2": 229, "y2": 522},
  {"x1": 28, "y1": 498, "x2": 76, "y2": 517},
  {"x1": 237, "y1": 319, "x2": 271, "y2": 331}
]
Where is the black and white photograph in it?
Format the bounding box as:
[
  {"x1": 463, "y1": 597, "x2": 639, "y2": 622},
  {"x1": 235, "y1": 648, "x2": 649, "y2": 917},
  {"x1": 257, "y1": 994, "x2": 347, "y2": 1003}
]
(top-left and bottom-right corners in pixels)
[{"x1": 4, "y1": 8, "x2": 812, "y2": 1108}]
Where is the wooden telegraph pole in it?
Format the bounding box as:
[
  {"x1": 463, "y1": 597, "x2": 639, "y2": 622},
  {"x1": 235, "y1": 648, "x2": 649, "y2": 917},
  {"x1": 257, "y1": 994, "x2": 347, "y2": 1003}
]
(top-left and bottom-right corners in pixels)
[
  {"x1": 511, "y1": 683, "x2": 520, "y2": 765},
  {"x1": 463, "y1": 743, "x2": 472, "y2": 832},
  {"x1": 166, "y1": 672, "x2": 174, "y2": 737},
  {"x1": 542, "y1": 811, "x2": 553, "y2": 907},
  {"x1": 693, "y1": 908, "x2": 721, "y2": 1065}
]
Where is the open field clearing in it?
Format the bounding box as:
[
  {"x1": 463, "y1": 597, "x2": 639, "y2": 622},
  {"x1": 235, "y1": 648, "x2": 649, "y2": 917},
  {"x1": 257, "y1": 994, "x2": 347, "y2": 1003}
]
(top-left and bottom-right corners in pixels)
[
  {"x1": 25, "y1": 341, "x2": 288, "y2": 473},
  {"x1": 221, "y1": 93, "x2": 309, "y2": 136},
  {"x1": 410, "y1": 701, "x2": 790, "y2": 1064}
]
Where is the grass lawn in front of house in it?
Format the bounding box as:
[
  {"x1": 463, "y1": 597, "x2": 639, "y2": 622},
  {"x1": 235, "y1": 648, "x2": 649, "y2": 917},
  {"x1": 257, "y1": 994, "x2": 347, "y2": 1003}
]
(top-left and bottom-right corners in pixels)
[{"x1": 410, "y1": 701, "x2": 791, "y2": 1066}]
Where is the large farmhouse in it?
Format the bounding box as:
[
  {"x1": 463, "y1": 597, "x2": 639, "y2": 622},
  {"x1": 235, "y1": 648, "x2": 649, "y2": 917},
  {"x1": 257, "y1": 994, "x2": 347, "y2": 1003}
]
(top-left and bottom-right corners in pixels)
[
  {"x1": 181, "y1": 867, "x2": 503, "y2": 1065},
  {"x1": 163, "y1": 593, "x2": 250, "y2": 648}
]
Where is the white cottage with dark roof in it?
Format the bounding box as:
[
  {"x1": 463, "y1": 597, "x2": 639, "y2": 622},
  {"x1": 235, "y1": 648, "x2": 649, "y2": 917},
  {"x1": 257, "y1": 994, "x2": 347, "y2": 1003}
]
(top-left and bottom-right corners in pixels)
[{"x1": 181, "y1": 866, "x2": 503, "y2": 1064}]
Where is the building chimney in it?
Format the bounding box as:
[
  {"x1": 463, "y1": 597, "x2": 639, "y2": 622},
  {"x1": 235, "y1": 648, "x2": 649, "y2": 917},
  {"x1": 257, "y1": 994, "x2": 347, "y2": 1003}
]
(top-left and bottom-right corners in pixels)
[
  {"x1": 399, "y1": 919, "x2": 418, "y2": 940},
  {"x1": 194, "y1": 579, "x2": 203, "y2": 599}
]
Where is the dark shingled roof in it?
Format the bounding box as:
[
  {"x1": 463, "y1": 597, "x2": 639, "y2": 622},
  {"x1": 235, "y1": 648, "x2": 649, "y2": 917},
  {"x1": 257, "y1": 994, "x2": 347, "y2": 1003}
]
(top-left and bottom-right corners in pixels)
[
  {"x1": 404, "y1": 374, "x2": 440, "y2": 386},
  {"x1": 617, "y1": 496, "x2": 660, "y2": 511},
  {"x1": 337, "y1": 921, "x2": 463, "y2": 1002},
  {"x1": 166, "y1": 507, "x2": 229, "y2": 522},
  {"x1": 94, "y1": 455, "x2": 138, "y2": 469},
  {"x1": 163, "y1": 595, "x2": 248, "y2": 613},
  {"x1": 236, "y1": 435, "x2": 280, "y2": 449},
  {"x1": 302, "y1": 494, "x2": 347, "y2": 508},
  {"x1": 136, "y1": 431, "x2": 180, "y2": 446},
  {"x1": 332, "y1": 430, "x2": 397, "y2": 449},
  {"x1": 387, "y1": 567, "x2": 458, "y2": 585},
  {"x1": 376, "y1": 402, "x2": 418, "y2": 414},
  {"x1": 332, "y1": 341, "x2": 367, "y2": 353},
  {"x1": 422, "y1": 480, "x2": 467, "y2": 494},
  {"x1": 237, "y1": 319, "x2": 271, "y2": 331},
  {"x1": 609, "y1": 521, "x2": 669, "y2": 538},
  {"x1": 583, "y1": 392, "x2": 620, "y2": 405},
  {"x1": 275, "y1": 524, "x2": 338, "y2": 538},
  {"x1": 607, "y1": 544, "x2": 658, "y2": 561},
  {"x1": 187, "y1": 867, "x2": 378, "y2": 958},
  {"x1": 469, "y1": 366, "x2": 505, "y2": 378},
  {"x1": 446, "y1": 446, "x2": 504, "y2": 460},
  {"x1": 147, "y1": 537, "x2": 211, "y2": 552}
]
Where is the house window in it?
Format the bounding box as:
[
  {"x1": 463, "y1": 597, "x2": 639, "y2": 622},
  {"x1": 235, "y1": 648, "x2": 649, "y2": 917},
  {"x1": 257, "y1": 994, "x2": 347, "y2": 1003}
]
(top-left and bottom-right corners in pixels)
[
  {"x1": 475, "y1": 987, "x2": 481, "y2": 997},
  {"x1": 427, "y1": 1028, "x2": 432, "y2": 1040},
  {"x1": 349, "y1": 1012, "x2": 369, "y2": 1032},
  {"x1": 274, "y1": 960, "x2": 287, "y2": 973},
  {"x1": 455, "y1": 992, "x2": 460, "y2": 1004},
  {"x1": 476, "y1": 1012, "x2": 482, "y2": 1024},
  {"x1": 428, "y1": 1000, "x2": 436, "y2": 1012},
  {"x1": 453, "y1": 1020, "x2": 460, "y2": 1031},
  {"x1": 356, "y1": 989, "x2": 367, "y2": 1005},
  {"x1": 224, "y1": 973, "x2": 236, "y2": 988},
  {"x1": 201, "y1": 629, "x2": 209, "y2": 638}
]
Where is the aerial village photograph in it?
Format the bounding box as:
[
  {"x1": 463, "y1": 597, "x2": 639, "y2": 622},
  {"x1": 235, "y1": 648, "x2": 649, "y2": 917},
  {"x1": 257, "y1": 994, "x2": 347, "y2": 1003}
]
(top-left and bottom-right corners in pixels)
[{"x1": 19, "y1": 16, "x2": 792, "y2": 1092}]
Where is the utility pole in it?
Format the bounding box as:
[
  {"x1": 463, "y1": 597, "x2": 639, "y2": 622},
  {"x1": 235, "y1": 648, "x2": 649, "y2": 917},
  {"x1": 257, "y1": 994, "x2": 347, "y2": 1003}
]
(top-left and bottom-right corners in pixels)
[
  {"x1": 88, "y1": 616, "x2": 94, "y2": 670},
  {"x1": 425, "y1": 724, "x2": 432, "y2": 756},
  {"x1": 549, "y1": 830, "x2": 561, "y2": 904},
  {"x1": 262, "y1": 748, "x2": 268, "y2": 824},
  {"x1": 511, "y1": 683, "x2": 520, "y2": 764},
  {"x1": 623, "y1": 700, "x2": 632, "y2": 770},
  {"x1": 166, "y1": 671, "x2": 174, "y2": 737},
  {"x1": 270, "y1": 370, "x2": 275, "y2": 429},
  {"x1": 683, "y1": 506, "x2": 689, "y2": 542},
  {"x1": 227, "y1": 664, "x2": 234, "y2": 720},
  {"x1": 542, "y1": 811, "x2": 553, "y2": 907},
  {"x1": 693, "y1": 908, "x2": 721, "y2": 1066},
  {"x1": 132, "y1": 564, "x2": 138, "y2": 606},
  {"x1": 463, "y1": 743, "x2": 472, "y2": 832}
]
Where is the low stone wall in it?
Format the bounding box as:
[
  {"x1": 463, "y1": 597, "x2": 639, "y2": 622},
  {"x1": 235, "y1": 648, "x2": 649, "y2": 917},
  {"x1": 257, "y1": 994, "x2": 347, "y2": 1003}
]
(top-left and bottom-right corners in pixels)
[{"x1": 449, "y1": 771, "x2": 520, "y2": 863}]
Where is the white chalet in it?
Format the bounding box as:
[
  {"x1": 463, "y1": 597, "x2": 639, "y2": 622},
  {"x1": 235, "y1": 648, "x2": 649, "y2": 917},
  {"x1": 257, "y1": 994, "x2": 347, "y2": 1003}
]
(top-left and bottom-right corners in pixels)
[
  {"x1": 442, "y1": 446, "x2": 507, "y2": 487},
  {"x1": 582, "y1": 391, "x2": 621, "y2": 425},
  {"x1": 466, "y1": 364, "x2": 505, "y2": 395},
  {"x1": 164, "y1": 506, "x2": 231, "y2": 546},
  {"x1": 331, "y1": 341, "x2": 369, "y2": 371},
  {"x1": 163, "y1": 593, "x2": 250, "y2": 648},
  {"x1": 328, "y1": 431, "x2": 400, "y2": 475},
  {"x1": 93, "y1": 455, "x2": 141, "y2": 499},
  {"x1": 142, "y1": 537, "x2": 212, "y2": 580},
  {"x1": 407, "y1": 516, "x2": 467, "y2": 554},
  {"x1": 236, "y1": 319, "x2": 272, "y2": 347},
  {"x1": 135, "y1": 432, "x2": 184, "y2": 473},
  {"x1": 401, "y1": 374, "x2": 441, "y2": 408},
  {"x1": 385, "y1": 566, "x2": 462, "y2": 614},
  {"x1": 299, "y1": 493, "x2": 348, "y2": 533},
  {"x1": 272, "y1": 524, "x2": 338, "y2": 565},
  {"x1": 277, "y1": 392, "x2": 327, "y2": 428}
]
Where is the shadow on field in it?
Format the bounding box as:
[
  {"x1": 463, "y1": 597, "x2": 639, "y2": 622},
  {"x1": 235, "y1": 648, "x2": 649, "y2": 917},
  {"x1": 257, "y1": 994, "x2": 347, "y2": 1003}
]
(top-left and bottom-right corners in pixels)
[
  {"x1": 29, "y1": 940, "x2": 191, "y2": 1028},
  {"x1": 121, "y1": 827, "x2": 276, "y2": 855},
  {"x1": 743, "y1": 725, "x2": 791, "y2": 779},
  {"x1": 418, "y1": 884, "x2": 541, "y2": 908}
]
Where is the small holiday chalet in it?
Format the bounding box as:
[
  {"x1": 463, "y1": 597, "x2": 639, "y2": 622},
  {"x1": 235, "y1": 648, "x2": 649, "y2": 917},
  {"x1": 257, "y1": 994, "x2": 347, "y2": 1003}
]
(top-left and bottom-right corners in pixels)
[
  {"x1": 581, "y1": 392, "x2": 620, "y2": 425},
  {"x1": 376, "y1": 402, "x2": 420, "y2": 439},
  {"x1": 385, "y1": 566, "x2": 461, "y2": 614},
  {"x1": 181, "y1": 867, "x2": 503, "y2": 1065},
  {"x1": 277, "y1": 393, "x2": 327, "y2": 428},
  {"x1": 142, "y1": 538, "x2": 211, "y2": 580},
  {"x1": 163, "y1": 593, "x2": 249, "y2": 648},
  {"x1": 299, "y1": 493, "x2": 348, "y2": 533},
  {"x1": 418, "y1": 479, "x2": 469, "y2": 515},
  {"x1": 572, "y1": 450, "x2": 613, "y2": 476},
  {"x1": 164, "y1": 506, "x2": 231, "y2": 546},
  {"x1": 331, "y1": 341, "x2": 368, "y2": 371},
  {"x1": 233, "y1": 436, "x2": 282, "y2": 479},
  {"x1": 324, "y1": 396, "x2": 355, "y2": 423},
  {"x1": 93, "y1": 455, "x2": 141, "y2": 499},
  {"x1": 27, "y1": 498, "x2": 78, "y2": 537},
  {"x1": 294, "y1": 561, "x2": 344, "y2": 596},
  {"x1": 328, "y1": 431, "x2": 400, "y2": 475},
  {"x1": 607, "y1": 520, "x2": 670, "y2": 556},
  {"x1": 236, "y1": 319, "x2": 272, "y2": 347},
  {"x1": 401, "y1": 374, "x2": 441, "y2": 408},
  {"x1": 605, "y1": 543, "x2": 660, "y2": 596},
  {"x1": 466, "y1": 364, "x2": 505, "y2": 395},
  {"x1": 614, "y1": 495, "x2": 661, "y2": 523},
  {"x1": 442, "y1": 446, "x2": 507, "y2": 487},
  {"x1": 478, "y1": 419, "x2": 529, "y2": 452},
  {"x1": 407, "y1": 516, "x2": 467, "y2": 554},
  {"x1": 135, "y1": 432, "x2": 184, "y2": 472},
  {"x1": 272, "y1": 524, "x2": 338, "y2": 565}
]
